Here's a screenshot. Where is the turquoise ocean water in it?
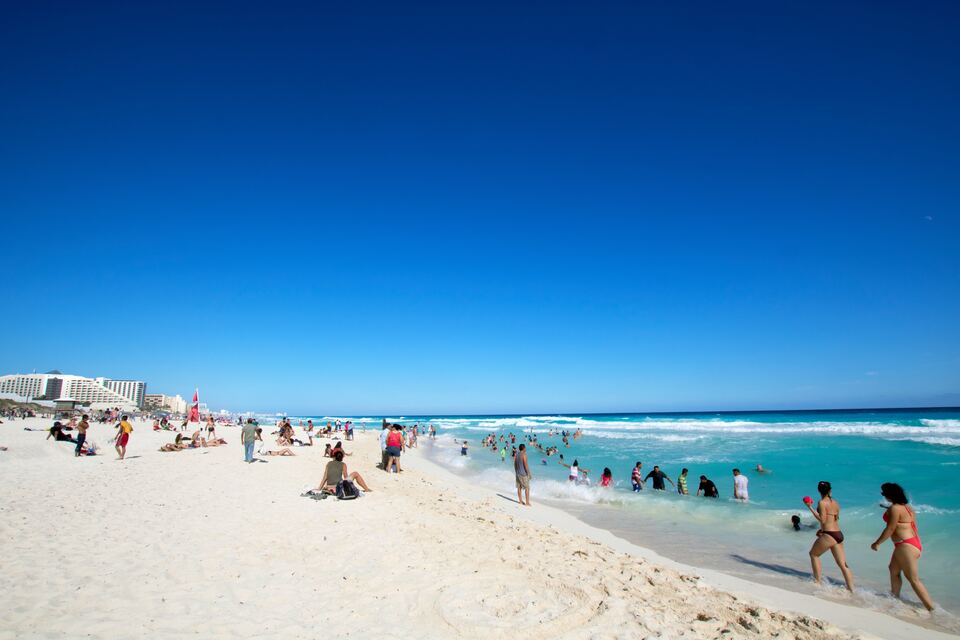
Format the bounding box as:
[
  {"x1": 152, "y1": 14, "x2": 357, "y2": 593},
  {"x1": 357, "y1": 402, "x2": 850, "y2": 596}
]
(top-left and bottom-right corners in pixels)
[{"x1": 293, "y1": 408, "x2": 960, "y2": 621}]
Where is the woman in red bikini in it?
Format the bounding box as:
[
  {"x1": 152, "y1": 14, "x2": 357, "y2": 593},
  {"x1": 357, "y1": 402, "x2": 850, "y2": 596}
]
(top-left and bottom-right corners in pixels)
[
  {"x1": 803, "y1": 481, "x2": 854, "y2": 591},
  {"x1": 871, "y1": 482, "x2": 935, "y2": 611}
]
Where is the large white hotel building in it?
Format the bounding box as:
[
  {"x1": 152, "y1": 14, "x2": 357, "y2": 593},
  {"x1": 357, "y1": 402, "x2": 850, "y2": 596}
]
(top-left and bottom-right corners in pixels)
[{"x1": 0, "y1": 372, "x2": 147, "y2": 410}]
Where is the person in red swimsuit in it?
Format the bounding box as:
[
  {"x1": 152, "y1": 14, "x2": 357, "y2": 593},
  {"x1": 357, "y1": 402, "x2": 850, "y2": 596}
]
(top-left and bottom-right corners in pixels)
[{"x1": 871, "y1": 482, "x2": 935, "y2": 611}]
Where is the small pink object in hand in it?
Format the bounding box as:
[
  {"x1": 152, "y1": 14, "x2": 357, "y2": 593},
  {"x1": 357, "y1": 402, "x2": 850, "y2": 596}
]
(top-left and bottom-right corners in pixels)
[{"x1": 803, "y1": 496, "x2": 813, "y2": 505}]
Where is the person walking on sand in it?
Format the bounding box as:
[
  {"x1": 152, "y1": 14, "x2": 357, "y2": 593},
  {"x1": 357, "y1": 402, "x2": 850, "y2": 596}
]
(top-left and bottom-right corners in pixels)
[
  {"x1": 733, "y1": 468, "x2": 749, "y2": 501},
  {"x1": 114, "y1": 415, "x2": 133, "y2": 460},
  {"x1": 871, "y1": 482, "x2": 935, "y2": 611},
  {"x1": 242, "y1": 418, "x2": 260, "y2": 463},
  {"x1": 804, "y1": 481, "x2": 855, "y2": 592},
  {"x1": 75, "y1": 414, "x2": 89, "y2": 458},
  {"x1": 515, "y1": 443, "x2": 531, "y2": 506}
]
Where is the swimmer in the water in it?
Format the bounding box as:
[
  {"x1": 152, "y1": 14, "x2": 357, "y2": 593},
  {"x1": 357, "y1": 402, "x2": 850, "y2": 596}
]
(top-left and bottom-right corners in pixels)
[
  {"x1": 756, "y1": 464, "x2": 771, "y2": 474},
  {"x1": 558, "y1": 458, "x2": 588, "y2": 483},
  {"x1": 600, "y1": 468, "x2": 613, "y2": 488}
]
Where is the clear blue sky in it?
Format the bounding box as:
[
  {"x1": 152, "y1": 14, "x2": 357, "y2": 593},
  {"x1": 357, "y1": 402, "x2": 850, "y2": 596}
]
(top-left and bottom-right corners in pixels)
[{"x1": 1, "y1": 1, "x2": 958, "y2": 414}]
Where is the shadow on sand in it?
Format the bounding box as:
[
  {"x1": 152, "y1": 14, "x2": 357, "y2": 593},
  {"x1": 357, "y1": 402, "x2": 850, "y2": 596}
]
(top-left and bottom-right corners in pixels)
[{"x1": 730, "y1": 554, "x2": 848, "y2": 588}]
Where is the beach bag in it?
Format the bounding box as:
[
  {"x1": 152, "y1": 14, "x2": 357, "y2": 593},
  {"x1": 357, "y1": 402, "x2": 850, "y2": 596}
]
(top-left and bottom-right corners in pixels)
[{"x1": 335, "y1": 480, "x2": 359, "y2": 500}]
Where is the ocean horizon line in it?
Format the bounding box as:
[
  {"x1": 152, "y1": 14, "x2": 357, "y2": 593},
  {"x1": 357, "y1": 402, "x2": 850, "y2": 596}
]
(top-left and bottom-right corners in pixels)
[{"x1": 282, "y1": 404, "x2": 960, "y2": 418}]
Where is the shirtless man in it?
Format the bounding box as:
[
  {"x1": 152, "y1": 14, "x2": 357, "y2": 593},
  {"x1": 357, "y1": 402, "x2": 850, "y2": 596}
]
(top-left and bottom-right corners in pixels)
[{"x1": 75, "y1": 414, "x2": 89, "y2": 457}]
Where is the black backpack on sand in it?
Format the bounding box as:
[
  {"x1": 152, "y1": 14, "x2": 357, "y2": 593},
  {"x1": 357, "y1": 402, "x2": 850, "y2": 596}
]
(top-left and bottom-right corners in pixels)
[{"x1": 335, "y1": 480, "x2": 359, "y2": 500}]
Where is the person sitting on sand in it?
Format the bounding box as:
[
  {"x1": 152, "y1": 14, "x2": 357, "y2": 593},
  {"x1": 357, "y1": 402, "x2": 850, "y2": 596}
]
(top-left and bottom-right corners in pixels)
[
  {"x1": 317, "y1": 450, "x2": 372, "y2": 493},
  {"x1": 47, "y1": 422, "x2": 77, "y2": 443},
  {"x1": 159, "y1": 434, "x2": 186, "y2": 452},
  {"x1": 331, "y1": 440, "x2": 351, "y2": 456},
  {"x1": 323, "y1": 443, "x2": 333, "y2": 457}
]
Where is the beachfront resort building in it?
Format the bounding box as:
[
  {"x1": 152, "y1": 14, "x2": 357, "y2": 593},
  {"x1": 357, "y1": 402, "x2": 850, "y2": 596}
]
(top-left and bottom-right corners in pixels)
[
  {"x1": 143, "y1": 393, "x2": 187, "y2": 414},
  {"x1": 0, "y1": 372, "x2": 145, "y2": 410},
  {"x1": 98, "y1": 378, "x2": 146, "y2": 407}
]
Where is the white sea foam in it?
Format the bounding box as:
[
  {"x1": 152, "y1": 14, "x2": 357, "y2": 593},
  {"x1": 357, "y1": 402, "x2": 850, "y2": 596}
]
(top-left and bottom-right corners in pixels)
[
  {"x1": 587, "y1": 431, "x2": 704, "y2": 442},
  {"x1": 435, "y1": 416, "x2": 960, "y2": 441},
  {"x1": 894, "y1": 436, "x2": 960, "y2": 447},
  {"x1": 921, "y1": 419, "x2": 960, "y2": 428},
  {"x1": 911, "y1": 503, "x2": 960, "y2": 515}
]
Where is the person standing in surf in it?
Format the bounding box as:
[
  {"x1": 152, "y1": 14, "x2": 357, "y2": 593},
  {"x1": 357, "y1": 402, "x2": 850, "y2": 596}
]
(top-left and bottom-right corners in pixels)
[
  {"x1": 732, "y1": 468, "x2": 749, "y2": 501},
  {"x1": 558, "y1": 459, "x2": 587, "y2": 483},
  {"x1": 644, "y1": 465, "x2": 674, "y2": 491},
  {"x1": 871, "y1": 482, "x2": 935, "y2": 611},
  {"x1": 677, "y1": 468, "x2": 689, "y2": 495},
  {"x1": 804, "y1": 481, "x2": 854, "y2": 592}
]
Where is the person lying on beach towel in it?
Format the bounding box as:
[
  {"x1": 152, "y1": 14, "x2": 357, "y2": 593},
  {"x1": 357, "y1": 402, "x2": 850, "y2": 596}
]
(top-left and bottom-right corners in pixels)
[
  {"x1": 261, "y1": 447, "x2": 295, "y2": 456},
  {"x1": 316, "y1": 450, "x2": 372, "y2": 494}
]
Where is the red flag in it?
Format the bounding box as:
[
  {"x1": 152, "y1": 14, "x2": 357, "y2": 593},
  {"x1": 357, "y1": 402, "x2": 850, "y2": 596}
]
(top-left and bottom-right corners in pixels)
[{"x1": 189, "y1": 388, "x2": 200, "y2": 422}]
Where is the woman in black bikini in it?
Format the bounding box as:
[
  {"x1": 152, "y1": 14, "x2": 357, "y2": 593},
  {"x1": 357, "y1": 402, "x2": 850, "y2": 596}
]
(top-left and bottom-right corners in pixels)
[{"x1": 804, "y1": 481, "x2": 855, "y2": 591}]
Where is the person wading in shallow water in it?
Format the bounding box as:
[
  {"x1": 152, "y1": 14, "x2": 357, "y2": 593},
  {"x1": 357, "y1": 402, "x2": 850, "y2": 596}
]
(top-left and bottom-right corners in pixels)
[
  {"x1": 645, "y1": 465, "x2": 674, "y2": 491},
  {"x1": 804, "y1": 481, "x2": 854, "y2": 592},
  {"x1": 871, "y1": 482, "x2": 935, "y2": 612}
]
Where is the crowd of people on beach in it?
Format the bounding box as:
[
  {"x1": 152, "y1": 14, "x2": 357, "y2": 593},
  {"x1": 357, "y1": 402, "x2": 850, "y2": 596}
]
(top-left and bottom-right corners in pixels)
[{"x1": 22, "y1": 410, "x2": 939, "y2": 613}]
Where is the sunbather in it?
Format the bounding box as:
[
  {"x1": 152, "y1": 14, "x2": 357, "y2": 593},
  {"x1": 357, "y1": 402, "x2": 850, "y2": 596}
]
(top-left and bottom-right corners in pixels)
[{"x1": 317, "y1": 450, "x2": 372, "y2": 493}]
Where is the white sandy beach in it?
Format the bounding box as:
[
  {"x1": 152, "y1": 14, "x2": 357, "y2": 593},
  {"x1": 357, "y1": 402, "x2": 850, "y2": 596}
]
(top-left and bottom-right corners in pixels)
[{"x1": 0, "y1": 417, "x2": 953, "y2": 639}]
